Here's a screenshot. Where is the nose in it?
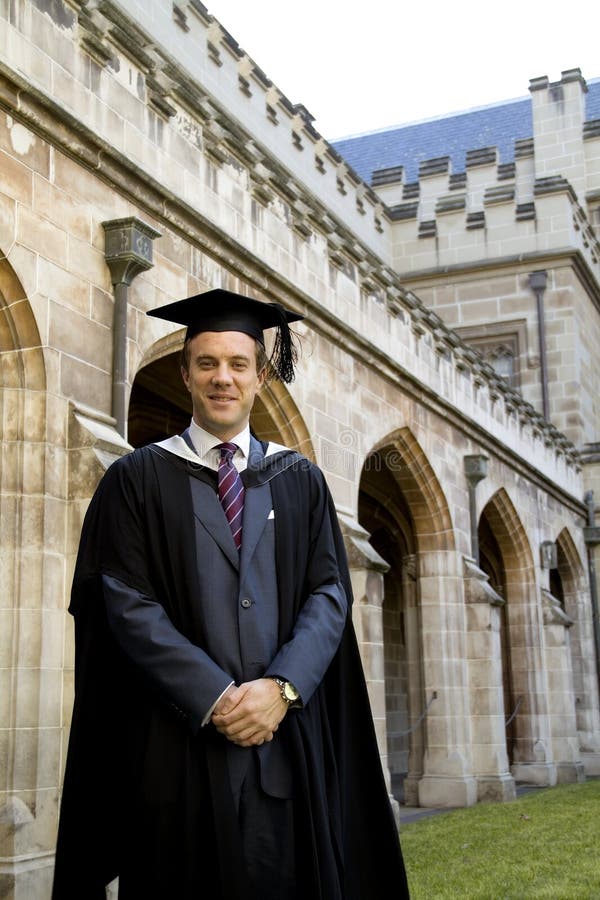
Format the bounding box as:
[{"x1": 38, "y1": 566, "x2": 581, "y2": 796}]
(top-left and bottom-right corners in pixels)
[{"x1": 212, "y1": 363, "x2": 232, "y2": 384}]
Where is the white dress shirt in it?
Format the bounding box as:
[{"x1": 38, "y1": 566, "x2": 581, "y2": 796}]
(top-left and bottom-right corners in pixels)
[{"x1": 187, "y1": 420, "x2": 250, "y2": 472}]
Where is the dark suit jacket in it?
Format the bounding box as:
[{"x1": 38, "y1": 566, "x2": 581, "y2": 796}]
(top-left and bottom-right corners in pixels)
[{"x1": 101, "y1": 434, "x2": 346, "y2": 800}]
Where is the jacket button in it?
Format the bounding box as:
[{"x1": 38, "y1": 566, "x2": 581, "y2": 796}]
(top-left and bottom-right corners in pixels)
[{"x1": 241, "y1": 597, "x2": 252, "y2": 609}]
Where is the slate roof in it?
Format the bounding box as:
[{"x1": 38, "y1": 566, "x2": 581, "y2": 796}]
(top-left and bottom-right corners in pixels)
[{"x1": 332, "y1": 78, "x2": 600, "y2": 186}]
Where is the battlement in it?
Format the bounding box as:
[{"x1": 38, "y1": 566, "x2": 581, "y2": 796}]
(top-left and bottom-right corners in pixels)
[
  {"x1": 57, "y1": 6, "x2": 600, "y2": 290},
  {"x1": 369, "y1": 70, "x2": 600, "y2": 278}
]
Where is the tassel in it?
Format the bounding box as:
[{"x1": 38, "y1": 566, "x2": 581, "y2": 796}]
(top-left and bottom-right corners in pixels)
[{"x1": 269, "y1": 303, "x2": 299, "y2": 383}]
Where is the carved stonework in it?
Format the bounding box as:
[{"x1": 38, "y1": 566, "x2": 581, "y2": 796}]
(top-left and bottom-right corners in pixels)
[
  {"x1": 402, "y1": 553, "x2": 417, "y2": 582},
  {"x1": 69, "y1": 402, "x2": 132, "y2": 498},
  {"x1": 102, "y1": 217, "x2": 162, "y2": 285},
  {"x1": 337, "y1": 512, "x2": 390, "y2": 573},
  {"x1": 541, "y1": 588, "x2": 574, "y2": 627},
  {"x1": 540, "y1": 541, "x2": 558, "y2": 569},
  {"x1": 463, "y1": 557, "x2": 504, "y2": 606}
]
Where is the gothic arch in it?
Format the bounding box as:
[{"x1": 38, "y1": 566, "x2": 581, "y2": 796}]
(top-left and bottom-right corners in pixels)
[
  {"x1": 0, "y1": 256, "x2": 51, "y2": 861},
  {"x1": 358, "y1": 427, "x2": 454, "y2": 805},
  {"x1": 128, "y1": 331, "x2": 189, "y2": 447},
  {"x1": 555, "y1": 528, "x2": 592, "y2": 744},
  {"x1": 478, "y1": 489, "x2": 547, "y2": 778},
  {"x1": 367, "y1": 427, "x2": 455, "y2": 553},
  {"x1": 555, "y1": 527, "x2": 587, "y2": 596},
  {"x1": 252, "y1": 379, "x2": 315, "y2": 458},
  {"x1": 479, "y1": 488, "x2": 535, "y2": 573},
  {"x1": 0, "y1": 257, "x2": 45, "y2": 390},
  {"x1": 552, "y1": 527, "x2": 587, "y2": 620},
  {"x1": 0, "y1": 255, "x2": 47, "y2": 603}
]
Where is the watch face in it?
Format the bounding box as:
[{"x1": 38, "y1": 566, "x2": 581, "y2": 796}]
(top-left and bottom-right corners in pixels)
[{"x1": 283, "y1": 682, "x2": 299, "y2": 702}]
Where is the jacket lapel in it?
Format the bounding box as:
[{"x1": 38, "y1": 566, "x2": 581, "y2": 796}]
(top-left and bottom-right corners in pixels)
[
  {"x1": 239, "y1": 437, "x2": 272, "y2": 571},
  {"x1": 189, "y1": 477, "x2": 239, "y2": 571}
]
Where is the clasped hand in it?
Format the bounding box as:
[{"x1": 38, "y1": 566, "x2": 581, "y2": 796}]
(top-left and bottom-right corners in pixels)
[{"x1": 211, "y1": 678, "x2": 286, "y2": 747}]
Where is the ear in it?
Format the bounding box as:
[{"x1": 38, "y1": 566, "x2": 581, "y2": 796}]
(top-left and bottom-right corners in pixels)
[
  {"x1": 181, "y1": 365, "x2": 191, "y2": 391},
  {"x1": 256, "y1": 367, "x2": 267, "y2": 390}
]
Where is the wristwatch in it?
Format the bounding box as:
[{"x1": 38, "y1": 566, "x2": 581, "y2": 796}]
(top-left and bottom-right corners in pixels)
[{"x1": 270, "y1": 676, "x2": 302, "y2": 708}]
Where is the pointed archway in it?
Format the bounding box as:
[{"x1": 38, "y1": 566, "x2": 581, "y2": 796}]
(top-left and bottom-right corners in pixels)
[
  {"x1": 0, "y1": 256, "x2": 56, "y2": 879},
  {"x1": 478, "y1": 489, "x2": 556, "y2": 785},
  {"x1": 555, "y1": 528, "x2": 599, "y2": 774},
  {"x1": 359, "y1": 428, "x2": 455, "y2": 807}
]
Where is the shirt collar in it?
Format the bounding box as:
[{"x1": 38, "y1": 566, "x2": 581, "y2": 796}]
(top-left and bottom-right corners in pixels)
[{"x1": 188, "y1": 420, "x2": 250, "y2": 460}]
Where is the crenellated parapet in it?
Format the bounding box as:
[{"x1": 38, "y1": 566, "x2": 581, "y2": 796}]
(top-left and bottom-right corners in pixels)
[
  {"x1": 63, "y1": 6, "x2": 600, "y2": 305},
  {"x1": 372, "y1": 70, "x2": 600, "y2": 280}
]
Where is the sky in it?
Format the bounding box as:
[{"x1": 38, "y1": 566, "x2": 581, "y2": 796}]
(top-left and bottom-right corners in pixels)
[{"x1": 204, "y1": 0, "x2": 600, "y2": 141}]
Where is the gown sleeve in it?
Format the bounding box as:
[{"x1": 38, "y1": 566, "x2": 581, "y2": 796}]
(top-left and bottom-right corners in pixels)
[{"x1": 103, "y1": 574, "x2": 233, "y2": 732}]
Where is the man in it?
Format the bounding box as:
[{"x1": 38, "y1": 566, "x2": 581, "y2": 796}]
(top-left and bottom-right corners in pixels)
[{"x1": 53, "y1": 289, "x2": 410, "y2": 899}]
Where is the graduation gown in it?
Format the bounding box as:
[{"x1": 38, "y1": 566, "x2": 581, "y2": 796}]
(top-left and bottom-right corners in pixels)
[{"x1": 52, "y1": 440, "x2": 410, "y2": 899}]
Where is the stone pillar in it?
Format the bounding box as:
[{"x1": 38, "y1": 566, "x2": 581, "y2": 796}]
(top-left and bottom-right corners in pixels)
[
  {"x1": 417, "y1": 549, "x2": 478, "y2": 808},
  {"x1": 563, "y1": 571, "x2": 600, "y2": 776},
  {"x1": 399, "y1": 554, "x2": 424, "y2": 807},
  {"x1": 577, "y1": 483, "x2": 600, "y2": 775},
  {"x1": 508, "y1": 571, "x2": 558, "y2": 787},
  {"x1": 0, "y1": 352, "x2": 67, "y2": 898},
  {"x1": 463, "y1": 557, "x2": 516, "y2": 802},
  {"x1": 541, "y1": 589, "x2": 585, "y2": 783},
  {"x1": 48, "y1": 404, "x2": 133, "y2": 900},
  {"x1": 337, "y1": 514, "x2": 398, "y2": 821}
]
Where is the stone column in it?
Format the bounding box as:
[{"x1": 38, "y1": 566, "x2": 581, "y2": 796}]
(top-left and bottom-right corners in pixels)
[
  {"x1": 401, "y1": 554, "x2": 425, "y2": 807},
  {"x1": 0, "y1": 287, "x2": 68, "y2": 900},
  {"x1": 463, "y1": 557, "x2": 516, "y2": 802},
  {"x1": 0, "y1": 385, "x2": 67, "y2": 898},
  {"x1": 563, "y1": 571, "x2": 600, "y2": 777},
  {"x1": 508, "y1": 571, "x2": 557, "y2": 787},
  {"x1": 54, "y1": 404, "x2": 133, "y2": 900},
  {"x1": 417, "y1": 549, "x2": 478, "y2": 808},
  {"x1": 337, "y1": 514, "x2": 398, "y2": 821},
  {"x1": 541, "y1": 589, "x2": 585, "y2": 783}
]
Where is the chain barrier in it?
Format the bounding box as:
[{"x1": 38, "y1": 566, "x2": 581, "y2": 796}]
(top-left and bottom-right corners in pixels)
[
  {"x1": 395, "y1": 692, "x2": 437, "y2": 737},
  {"x1": 505, "y1": 695, "x2": 523, "y2": 727}
]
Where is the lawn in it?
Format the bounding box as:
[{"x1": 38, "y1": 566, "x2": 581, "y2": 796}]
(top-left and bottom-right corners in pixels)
[{"x1": 399, "y1": 778, "x2": 600, "y2": 899}]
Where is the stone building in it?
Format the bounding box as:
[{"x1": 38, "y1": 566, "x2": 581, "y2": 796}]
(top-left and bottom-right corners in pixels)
[{"x1": 1, "y1": 1, "x2": 599, "y2": 896}]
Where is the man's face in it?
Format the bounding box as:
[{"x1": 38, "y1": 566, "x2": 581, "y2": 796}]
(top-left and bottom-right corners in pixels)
[{"x1": 181, "y1": 330, "x2": 265, "y2": 440}]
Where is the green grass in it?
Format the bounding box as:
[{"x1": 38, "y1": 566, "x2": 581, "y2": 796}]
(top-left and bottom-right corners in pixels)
[{"x1": 399, "y1": 779, "x2": 600, "y2": 899}]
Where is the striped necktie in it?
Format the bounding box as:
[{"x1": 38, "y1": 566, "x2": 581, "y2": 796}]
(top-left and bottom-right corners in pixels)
[{"x1": 216, "y1": 442, "x2": 245, "y2": 549}]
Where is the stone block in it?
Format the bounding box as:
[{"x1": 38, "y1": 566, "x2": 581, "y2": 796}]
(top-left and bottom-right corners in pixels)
[
  {"x1": 49, "y1": 301, "x2": 111, "y2": 371},
  {"x1": 33, "y1": 174, "x2": 91, "y2": 243},
  {"x1": 12, "y1": 724, "x2": 62, "y2": 793},
  {"x1": 59, "y1": 354, "x2": 111, "y2": 412},
  {"x1": 41, "y1": 553, "x2": 66, "y2": 611},
  {"x1": 17, "y1": 206, "x2": 68, "y2": 268}
]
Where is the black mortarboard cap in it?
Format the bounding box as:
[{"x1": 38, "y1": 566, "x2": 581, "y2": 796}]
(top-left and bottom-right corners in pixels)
[{"x1": 147, "y1": 288, "x2": 304, "y2": 382}]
